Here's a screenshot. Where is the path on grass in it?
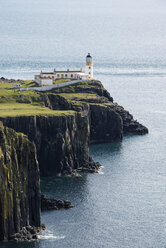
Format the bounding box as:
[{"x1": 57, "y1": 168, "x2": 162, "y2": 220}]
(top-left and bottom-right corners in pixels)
[{"x1": 19, "y1": 80, "x2": 89, "y2": 92}]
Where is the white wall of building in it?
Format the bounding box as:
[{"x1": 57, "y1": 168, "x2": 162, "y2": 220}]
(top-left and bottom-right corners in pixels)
[
  {"x1": 40, "y1": 78, "x2": 53, "y2": 86},
  {"x1": 85, "y1": 65, "x2": 93, "y2": 79}
]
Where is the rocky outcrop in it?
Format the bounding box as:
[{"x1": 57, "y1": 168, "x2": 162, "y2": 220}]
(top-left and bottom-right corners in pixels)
[
  {"x1": 51, "y1": 80, "x2": 113, "y2": 101},
  {"x1": 89, "y1": 104, "x2": 123, "y2": 143},
  {"x1": 41, "y1": 194, "x2": 74, "y2": 210},
  {"x1": 48, "y1": 80, "x2": 148, "y2": 139},
  {"x1": 41, "y1": 94, "x2": 72, "y2": 110},
  {"x1": 0, "y1": 111, "x2": 100, "y2": 176},
  {"x1": 9, "y1": 225, "x2": 46, "y2": 242},
  {"x1": 108, "y1": 103, "x2": 148, "y2": 135},
  {"x1": 0, "y1": 122, "x2": 41, "y2": 241}
]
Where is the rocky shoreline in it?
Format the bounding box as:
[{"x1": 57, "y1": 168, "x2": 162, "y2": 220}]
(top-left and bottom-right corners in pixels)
[{"x1": 9, "y1": 225, "x2": 46, "y2": 242}]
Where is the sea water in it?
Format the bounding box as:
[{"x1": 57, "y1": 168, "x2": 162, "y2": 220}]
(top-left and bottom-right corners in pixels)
[{"x1": 0, "y1": 0, "x2": 166, "y2": 247}]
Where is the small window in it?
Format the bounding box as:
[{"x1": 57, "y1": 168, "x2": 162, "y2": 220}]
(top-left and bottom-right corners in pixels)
[
  {"x1": 89, "y1": 67, "x2": 91, "y2": 69},
  {"x1": 57, "y1": 74, "x2": 59, "y2": 77},
  {"x1": 71, "y1": 74, "x2": 73, "y2": 78},
  {"x1": 65, "y1": 74, "x2": 67, "y2": 78},
  {"x1": 89, "y1": 72, "x2": 91, "y2": 75}
]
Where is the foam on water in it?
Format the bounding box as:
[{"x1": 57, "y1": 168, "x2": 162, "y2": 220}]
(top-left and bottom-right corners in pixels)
[
  {"x1": 98, "y1": 166, "x2": 105, "y2": 175},
  {"x1": 38, "y1": 230, "x2": 65, "y2": 241}
]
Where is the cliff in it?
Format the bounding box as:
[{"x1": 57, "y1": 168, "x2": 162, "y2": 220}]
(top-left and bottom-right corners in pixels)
[
  {"x1": 0, "y1": 111, "x2": 100, "y2": 176},
  {"x1": 0, "y1": 79, "x2": 148, "y2": 176},
  {"x1": 0, "y1": 122, "x2": 41, "y2": 241},
  {"x1": 40, "y1": 80, "x2": 148, "y2": 142}
]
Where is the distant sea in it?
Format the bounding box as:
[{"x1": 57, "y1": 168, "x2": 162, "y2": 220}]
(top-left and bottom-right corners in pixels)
[{"x1": 0, "y1": 0, "x2": 166, "y2": 247}]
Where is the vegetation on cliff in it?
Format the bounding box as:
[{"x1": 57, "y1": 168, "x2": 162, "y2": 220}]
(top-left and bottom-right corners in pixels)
[{"x1": 0, "y1": 121, "x2": 41, "y2": 241}]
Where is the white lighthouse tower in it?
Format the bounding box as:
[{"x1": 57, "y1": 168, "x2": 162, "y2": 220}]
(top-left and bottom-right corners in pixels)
[{"x1": 85, "y1": 53, "x2": 93, "y2": 80}]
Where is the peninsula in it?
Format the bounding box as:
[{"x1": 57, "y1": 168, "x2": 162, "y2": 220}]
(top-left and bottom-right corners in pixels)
[{"x1": 0, "y1": 75, "x2": 148, "y2": 241}]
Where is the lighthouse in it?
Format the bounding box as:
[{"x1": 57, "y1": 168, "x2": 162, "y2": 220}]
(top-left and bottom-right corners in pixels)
[
  {"x1": 35, "y1": 53, "x2": 95, "y2": 86},
  {"x1": 85, "y1": 53, "x2": 93, "y2": 79}
]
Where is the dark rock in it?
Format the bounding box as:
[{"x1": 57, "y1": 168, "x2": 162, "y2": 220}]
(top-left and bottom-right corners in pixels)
[
  {"x1": 9, "y1": 225, "x2": 43, "y2": 241},
  {"x1": 0, "y1": 122, "x2": 41, "y2": 241},
  {"x1": 109, "y1": 103, "x2": 148, "y2": 135},
  {"x1": 0, "y1": 111, "x2": 100, "y2": 176},
  {"x1": 16, "y1": 98, "x2": 31, "y2": 104},
  {"x1": 41, "y1": 194, "x2": 74, "y2": 211},
  {"x1": 89, "y1": 104, "x2": 123, "y2": 143}
]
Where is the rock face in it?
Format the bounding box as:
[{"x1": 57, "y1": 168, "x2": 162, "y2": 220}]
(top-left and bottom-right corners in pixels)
[
  {"x1": 46, "y1": 80, "x2": 148, "y2": 141},
  {"x1": 0, "y1": 112, "x2": 100, "y2": 176},
  {"x1": 89, "y1": 104, "x2": 123, "y2": 143},
  {"x1": 109, "y1": 103, "x2": 148, "y2": 135},
  {"x1": 0, "y1": 122, "x2": 41, "y2": 241}
]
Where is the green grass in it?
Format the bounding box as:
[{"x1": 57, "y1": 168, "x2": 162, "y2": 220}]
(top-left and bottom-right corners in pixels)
[
  {"x1": 20, "y1": 80, "x2": 38, "y2": 88},
  {"x1": 53, "y1": 79, "x2": 71, "y2": 84},
  {"x1": 0, "y1": 103, "x2": 75, "y2": 117},
  {"x1": 59, "y1": 93, "x2": 100, "y2": 100},
  {"x1": 0, "y1": 82, "x2": 40, "y2": 103},
  {"x1": 0, "y1": 82, "x2": 76, "y2": 117},
  {"x1": 0, "y1": 80, "x2": 104, "y2": 117}
]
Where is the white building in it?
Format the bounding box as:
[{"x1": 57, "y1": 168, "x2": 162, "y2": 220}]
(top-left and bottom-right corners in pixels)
[{"x1": 34, "y1": 53, "x2": 94, "y2": 86}]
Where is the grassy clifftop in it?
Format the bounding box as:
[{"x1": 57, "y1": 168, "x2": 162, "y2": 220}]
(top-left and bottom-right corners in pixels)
[
  {"x1": 0, "y1": 79, "x2": 148, "y2": 135},
  {"x1": 0, "y1": 80, "x2": 109, "y2": 117},
  {"x1": 0, "y1": 81, "x2": 75, "y2": 117}
]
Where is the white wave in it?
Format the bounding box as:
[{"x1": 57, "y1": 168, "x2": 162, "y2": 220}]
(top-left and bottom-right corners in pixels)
[
  {"x1": 38, "y1": 230, "x2": 65, "y2": 241},
  {"x1": 98, "y1": 166, "x2": 104, "y2": 175}
]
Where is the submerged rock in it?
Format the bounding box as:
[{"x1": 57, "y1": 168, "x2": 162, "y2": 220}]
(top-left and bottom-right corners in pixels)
[{"x1": 41, "y1": 194, "x2": 74, "y2": 211}]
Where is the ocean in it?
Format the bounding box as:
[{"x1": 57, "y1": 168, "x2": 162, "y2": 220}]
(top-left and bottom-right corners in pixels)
[{"x1": 0, "y1": 0, "x2": 166, "y2": 247}]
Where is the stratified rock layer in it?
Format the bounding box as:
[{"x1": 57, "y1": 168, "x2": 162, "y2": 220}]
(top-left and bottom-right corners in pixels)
[{"x1": 0, "y1": 122, "x2": 41, "y2": 241}]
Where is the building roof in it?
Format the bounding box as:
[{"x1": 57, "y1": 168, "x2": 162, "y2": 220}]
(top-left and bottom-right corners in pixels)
[
  {"x1": 86, "y1": 53, "x2": 92, "y2": 58},
  {"x1": 42, "y1": 72, "x2": 54, "y2": 74},
  {"x1": 42, "y1": 70, "x2": 82, "y2": 74}
]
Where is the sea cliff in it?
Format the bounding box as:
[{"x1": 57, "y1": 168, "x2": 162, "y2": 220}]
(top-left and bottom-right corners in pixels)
[
  {"x1": 0, "y1": 79, "x2": 148, "y2": 241},
  {"x1": 1, "y1": 112, "x2": 100, "y2": 176},
  {"x1": 0, "y1": 80, "x2": 148, "y2": 176},
  {"x1": 0, "y1": 122, "x2": 41, "y2": 241}
]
